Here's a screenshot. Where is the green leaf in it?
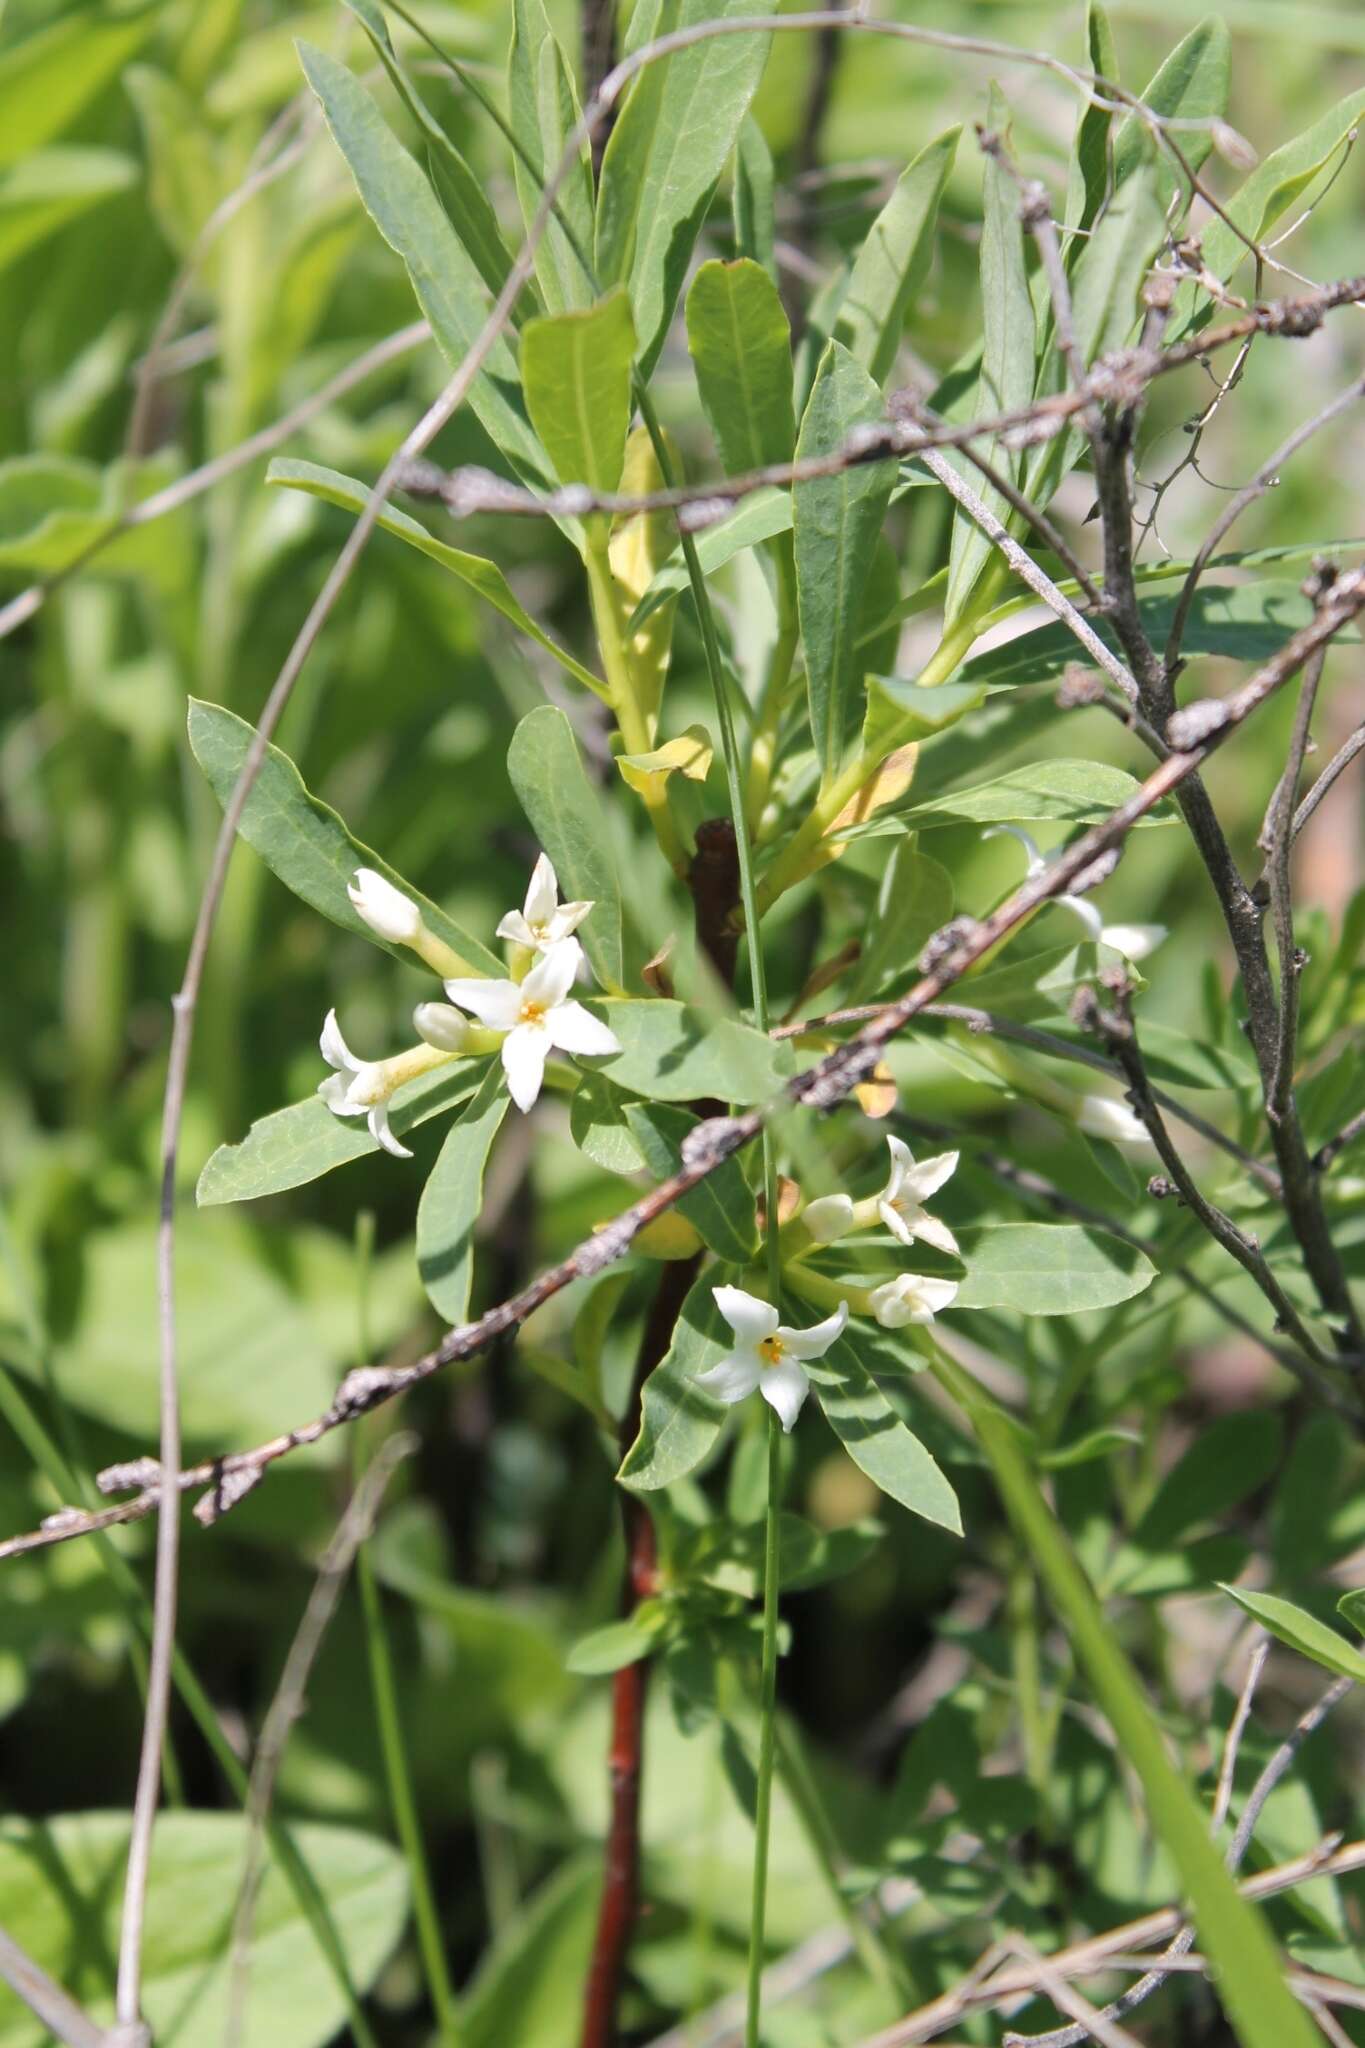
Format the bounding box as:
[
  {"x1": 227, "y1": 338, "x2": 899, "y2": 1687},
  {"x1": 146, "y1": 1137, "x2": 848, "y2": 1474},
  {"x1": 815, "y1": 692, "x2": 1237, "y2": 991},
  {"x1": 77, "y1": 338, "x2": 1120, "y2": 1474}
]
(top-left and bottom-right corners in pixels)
[
  {"x1": 343, "y1": 0, "x2": 513, "y2": 301},
  {"x1": 595, "y1": 0, "x2": 771, "y2": 375},
  {"x1": 1035, "y1": 1016, "x2": 1255, "y2": 1091},
  {"x1": 521, "y1": 290, "x2": 637, "y2": 506},
  {"x1": 686, "y1": 259, "x2": 796, "y2": 473},
  {"x1": 944, "y1": 85, "x2": 1036, "y2": 626},
  {"x1": 794, "y1": 341, "x2": 894, "y2": 784},
  {"x1": 904, "y1": 760, "x2": 1170, "y2": 830},
  {"x1": 570, "y1": 1072, "x2": 648, "y2": 1175},
  {"x1": 834, "y1": 126, "x2": 959, "y2": 385},
  {"x1": 1174, "y1": 86, "x2": 1365, "y2": 333},
  {"x1": 1070, "y1": 157, "x2": 1166, "y2": 364},
  {"x1": 861, "y1": 674, "x2": 986, "y2": 755},
  {"x1": 0, "y1": 1812, "x2": 407, "y2": 2048},
  {"x1": 1337, "y1": 1588, "x2": 1365, "y2": 1637},
  {"x1": 733, "y1": 113, "x2": 776, "y2": 276},
  {"x1": 804, "y1": 1334, "x2": 961, "y2": 1534},
  {"x1": 508, "y1": 0, "x2": 595, "y2": 312},
  {"x1": 624, "y1": 1102, "x2": 759, "y2": 1262},
  {"x1": 850, "y1": 843, "x2": 955, "y2": 1002},
  {"x1": 566, "y1": 1610, "x2": 664, "y2": 1675},
  {"x1": 461, "y1": 1857, "x2": 601, "y2": 2048},
  {"x1": 618, "y1": 1272, "x2": 736, "y2": 1491},
  {"x1": 266, "y1": 459, "x2": 607, "y2": 697},
  {"x1": 0, "y1": 146, "x2": 137, "y2": 274},
  {"x1": 626, "y1": 486, "x2": 792, "y2": 633},
  {"x1": 506, "y1": 706, "x2": 626, "y2": 991},
  {"x1": 1112, "y1": 16, "x2": 1229, "y2": 199},
  {"x1": 1065, "y1": 3, "x2": 1120, "y2": 238},
  {"x1": 1219, "y1": 1587, "x2": 1365, "y2": 1684},
  {"x1": 1132, "y1": 1412, "x2": 1282, "y2": 1551},
  {"x1": 953, "y1": 1223, "x2": 1156, "y2": 1314},
  {"x1": 0, "y1": 10, "x2": 152, "y2": 168},
  {"x1": 187, "y1": 699, "x2": 502, "y2": 974},
  {"x1": 592, "y1": 999, "x2": 791, "y2": 1104},
  {"x1": 416, "y1": 1066, "x2": 510, "y2": 1321},
  {"x1": 198, "y1": 1061, "x2": 487, "y2": 1206},
  {"x1": 297, "y1": 44, "x2": 559, "y2": 504}
]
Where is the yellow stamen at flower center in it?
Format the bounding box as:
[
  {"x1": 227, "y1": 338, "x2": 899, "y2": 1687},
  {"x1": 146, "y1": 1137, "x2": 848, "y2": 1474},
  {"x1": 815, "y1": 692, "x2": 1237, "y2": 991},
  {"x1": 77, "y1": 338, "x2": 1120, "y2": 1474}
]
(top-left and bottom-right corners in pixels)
[
  {"x1": 519, "y1": 999, "x2": 547, "y2": 1024},
  {"x1": 758, "y1": 1335, "x2": 786, "y2": 1367}
]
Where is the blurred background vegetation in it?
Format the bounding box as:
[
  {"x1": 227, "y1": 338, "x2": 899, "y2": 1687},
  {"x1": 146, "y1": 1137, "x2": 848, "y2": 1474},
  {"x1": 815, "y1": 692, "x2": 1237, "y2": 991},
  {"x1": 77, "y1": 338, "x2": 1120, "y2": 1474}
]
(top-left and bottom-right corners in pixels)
[{"x1": 1, "y1": 2, "x2": 1363, "y2": 2043}]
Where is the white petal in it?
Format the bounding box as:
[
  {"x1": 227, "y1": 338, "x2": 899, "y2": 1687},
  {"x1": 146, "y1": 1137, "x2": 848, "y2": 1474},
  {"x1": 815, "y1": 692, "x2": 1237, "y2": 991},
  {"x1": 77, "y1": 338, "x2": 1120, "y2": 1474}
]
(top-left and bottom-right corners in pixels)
[
  {"x1": 523, "y1": 853, "x2": 559, "y2": 928},
  {"x1": 368, "y1": 1101, "x2": 413, "y2": 1160},
  {"x1": 444, "y1": 976, "x2": 523, "y2": 1033},
  {"x1": 1102, "y1": 922, "x2": 1166, "y2": 962},
  {"x1": 1059, "y1": 892, "x2": 1105, "y2": 943},
  {"x1": 1077, "y1": 1094, "x2": 1150, "y2": 1146},
  {"x1": 883, "y1": 1134, "x2": 914, "y2": 1201},
  {"x1": 911, "y1": 1276, "x2": 959, "y2": 1317},
  {"x1": 802, "y1": 1193, "x2": 855, "y2": 1244},
  {"x1": 901, "y1": 1149, "x2": 959, "y2": 1202},
  {"x1": 545, "y1": 1000, "x2": 620, "y2": 1058},
  {"x1": 502, "y1": 1021, "x2": 550, "y2": 1112},
  {"x1": 522, "y1": 938, "x2": 581, "y2": 1011},
  {"x1": 495, "y1": 910, "x2": 537, "y2": 948},
  {"x1": 318, "y1": 1073, "x2": 365, "y2": 1117},
  {"x1": 870, "y1": 1275, "x2": 957, "y2": 1327},
  {"x1": 713, "y1": 1285, "x2": 778, "y2": 1346},
  {"x1": 413, "y1": 1002, "x2": 469, "y2": 1052},
  {"x1": 348, "y1": 867, "x2": 422, "y2": 943},
  {"x1": 878, "y1": 1197, "x2": 918, "y2": 1248},
  {"x1": 551, "y1": 899, "x2": 594, "y2": 939},
  {"x1": 759, "y1": 1357, "x2": 810, "y2": 1433},
  {"x1": 695, "y1": 1353, "x2": 763, "y2": 1405},
  {"x1": 779, "y1": 1301, "x2": 848, "y2": 1360},
  {"x1": 319, "y1": 1008, "x2": 353, "y2": 1073},
  {"x1": 906, "y1": 1209, "x2": 960, "y2": 1257},
  {"x1": 984, "y1": 822, "x2": 1045, "y2": 874}
]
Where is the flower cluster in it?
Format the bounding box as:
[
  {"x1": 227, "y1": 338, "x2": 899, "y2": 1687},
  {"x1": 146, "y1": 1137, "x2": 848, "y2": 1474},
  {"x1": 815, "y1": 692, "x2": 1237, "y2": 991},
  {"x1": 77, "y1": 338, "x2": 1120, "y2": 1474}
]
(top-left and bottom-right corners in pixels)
[{"x1": 319, "y1": 854, "x2": 621, "y2": 1148}]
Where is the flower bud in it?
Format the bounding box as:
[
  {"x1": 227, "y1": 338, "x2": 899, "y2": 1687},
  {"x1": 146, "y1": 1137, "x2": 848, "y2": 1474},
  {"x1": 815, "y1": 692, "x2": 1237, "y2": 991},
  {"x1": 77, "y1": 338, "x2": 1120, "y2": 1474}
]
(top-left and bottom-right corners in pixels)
[
  {"x1": 1211, "y1": 120, "x2": 1258, "y2": 171},
  {"x1": 801, "y1": 1193, "x2": 856, "y2": 1244},
  {"x1": 1076, "y1": 1094, "x2": 1150, "y2": 1146},
  {"x1": 869, "y1": 1274, "x2": 959, "y2": 1328},
  {"x1": 348, "y1": 867, "x2": 424, "y2": 944},
  {"x1": 413, "y1": 1002, "x2": 470, "y2": 1053}
]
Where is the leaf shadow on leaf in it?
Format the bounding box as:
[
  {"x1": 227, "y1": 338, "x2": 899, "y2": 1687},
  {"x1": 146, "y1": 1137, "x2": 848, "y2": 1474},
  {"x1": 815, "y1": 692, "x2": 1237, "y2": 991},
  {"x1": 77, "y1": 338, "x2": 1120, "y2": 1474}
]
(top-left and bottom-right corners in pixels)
[{"x1": 10, "y1": 1820, "x2": 124, "y2": 2001}]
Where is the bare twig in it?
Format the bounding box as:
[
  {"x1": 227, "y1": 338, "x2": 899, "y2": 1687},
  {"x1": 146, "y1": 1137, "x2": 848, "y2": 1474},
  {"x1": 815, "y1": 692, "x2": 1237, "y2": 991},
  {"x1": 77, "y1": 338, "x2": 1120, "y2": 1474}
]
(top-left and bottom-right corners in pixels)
[
  {"x1": 0, "y1": 1928, "x2": 104, "y2": 2048},
  {"x1": 1258, "y1": 646, "x2": 1327, "y2": 1122},
  {"x1": 1293, "y1": 720, "x2": 1365, "y2": 841},
  {"x1": 1164, "y1": 380, "x2": 1365, "y2": 672},
  {"x1": 1315, "y1": 1106, "x2": 1365, "y2": 1175},
  {"x1": 7, "y1": 566, "x2": 1363, "y2": 1567},
  {"x1": 224, "y1": 1433, "x2": 415, "y2": 2048}
]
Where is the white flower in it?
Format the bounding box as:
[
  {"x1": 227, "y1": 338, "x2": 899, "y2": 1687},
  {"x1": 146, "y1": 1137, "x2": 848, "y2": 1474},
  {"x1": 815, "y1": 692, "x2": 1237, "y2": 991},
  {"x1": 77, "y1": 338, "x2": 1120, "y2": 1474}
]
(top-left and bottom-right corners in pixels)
[
  {"x1": 879, "y1": 1136, "x2": 960, "y2": 1255},
  {"x1": 317, "y1": 1009, "x2": 412, "y2": 1159},
  {"x1": 1077, "y1": 1094, "x2": 1151, "y2": 1147},
  {"x1": 984, "y1": 825, "x2": 1165, "y2": 962},
  {"x1": 496, "y1": 853, "x2": 594, "y2": 954},
  {"x1": 696, "y1": 1286, "x2": 848, "y2": 1433},
  {"x1": 348, "y1": 867, "x2": 424, "y2": 945},
  {"x1": 802, "y1": 1193, "x2": 856, "y2": 1244},
  {"x1": 869, "y1": 1274, "x2": 959, "y2": 1328},
  {"x1": 413, "y1": 1002, "x2": 470, "y2": 1053},
  {"x1": 445, "y1": 939, "x2": 620, "y2": 1113}
]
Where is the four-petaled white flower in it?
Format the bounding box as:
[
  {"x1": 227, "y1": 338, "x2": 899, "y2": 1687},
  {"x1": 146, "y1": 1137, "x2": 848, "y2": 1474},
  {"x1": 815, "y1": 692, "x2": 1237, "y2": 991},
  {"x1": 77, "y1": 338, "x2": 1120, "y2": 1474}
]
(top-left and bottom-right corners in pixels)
[
  {"x1": 348, "y1": 867, "x2": 425, "y2": 946},
  {"x1": 697, "y1": 1286, "x2": 848, "y2": 1433},
  {"x1": 869, "y1": 1273, "x2": 959, "y2": 1328},
  {"x1": 496, "y1": 854, "x2": 594, "y2": 954},
  {"x1": 317, "y1": 1009, "x2": 413, "y2": 1159},
  {"x1": 445, "y1": 939, "x2": 620, "y2": 1113},
  {"x1": 984, "y1": 825, "x2": 1165, "y2": 962},
  {"x1": 879, "y1": 1136, "x2": 960, "y2": 1255}
]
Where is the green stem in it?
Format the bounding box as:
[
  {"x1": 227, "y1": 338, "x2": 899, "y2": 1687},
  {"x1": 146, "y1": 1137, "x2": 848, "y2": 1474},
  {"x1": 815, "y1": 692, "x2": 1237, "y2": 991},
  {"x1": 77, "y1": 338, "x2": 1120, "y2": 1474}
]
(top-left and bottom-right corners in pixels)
[
  {"x1": 745, "y1": 1405, "x2": 783, "y2": 2048},
  {"x1": 586, "y1": 538, "x2": 688, "y2": 874},
  {"x1": 745, "y1": 549, "x2": 800, "y2": 833},
  {"x1": 925, "y1": 1340, "x2": 1318, "y2": 2048}
]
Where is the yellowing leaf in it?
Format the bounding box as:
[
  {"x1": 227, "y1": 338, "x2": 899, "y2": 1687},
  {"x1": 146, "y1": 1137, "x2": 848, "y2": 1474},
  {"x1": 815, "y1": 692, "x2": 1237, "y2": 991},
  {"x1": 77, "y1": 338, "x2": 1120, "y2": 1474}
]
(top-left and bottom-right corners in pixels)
[
  {"x1": 618, "y1": 725, "x2": 714, "y2": 801},
  {"x1": 826, "y1": 744, "x2": 918, "y2": 838},
  {"x1": 609, "y1": 426, "x2": 680, "y2": 722},
  {"x1": 854, "y1": 1061, "x2": 898, "y2": 1120}
]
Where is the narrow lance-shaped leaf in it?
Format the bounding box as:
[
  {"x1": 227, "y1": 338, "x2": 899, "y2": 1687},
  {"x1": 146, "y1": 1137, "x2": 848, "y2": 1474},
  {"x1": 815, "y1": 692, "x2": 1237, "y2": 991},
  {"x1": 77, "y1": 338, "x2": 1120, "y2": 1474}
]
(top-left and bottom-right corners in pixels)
[
  {"x1": 1064, "y1": 2, "x2": 1120, "y2": 241},
  {"x1": 595, "y1": 0, "x2": 771, "y2": 376},
  {"x1": 1111, "y1": 15, "x2": 1228, "y2": 201},
  {"x1": 624, "y1": 1102, "x2": 759, "y2": 1263},
  {"x1": 686, "y1": 259, "x2": 796, "y2": 473},
  {"x1": 343, "y1": 0, "x2": 512, "y2": 300},
  {"x1": 618, "y1": 1270, "x2": 738, "y2": 1491},
  {"x1": 198, "y1": 1062, "x2": 486, "y2": 1207},
  {"x1": 835, "y1": 125, "x2": 960, "y2": 387},
  {"x1": 266, "y1": 459, "x2": 608, "y2": 699},
  {"x1": 508, "y1": 0, "x2": 594, "y2": 312},
  {"x1": 187, "y1": 699, "x2": 502, "y2": 975},
  {"x1": 297, "y1": 44, "x2": 564, "y2": 515},
  {"x1": 416, "y1": 1066, "x2": 510, "y2": 1321},
  {"x1": 507, "y1": 705, "x2": 626, "y2": 991},
  {"x1": 733, "y1": 113, "x2": 776, "y2": 277},
  {"x1": 1220, "y1": 1586, "x2": 1365, "y2": 1684},
  {"x1": 0, "y1": 8, "x2": 153, "y2": 167},
  {"x1": 943, "y1": 85, "x2": 1036, "y2": 626},
  {"x1": 794, "y1": 340, "x2": 894, "y2": 785},
  {"x1": 803, "y1": 1333, "x2": 961, "y2": 1535}
]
